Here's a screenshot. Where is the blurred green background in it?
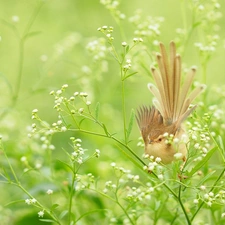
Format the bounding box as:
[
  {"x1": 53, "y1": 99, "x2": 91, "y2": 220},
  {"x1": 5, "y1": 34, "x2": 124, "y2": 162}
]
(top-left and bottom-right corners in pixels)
[{"x1": 0, "y1": 0, "x2": 225, "y2": 224}]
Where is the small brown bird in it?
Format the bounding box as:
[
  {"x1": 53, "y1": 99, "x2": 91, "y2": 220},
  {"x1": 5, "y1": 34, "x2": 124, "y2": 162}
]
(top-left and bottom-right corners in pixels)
[{"x1": 137, "y1": 41, "x2": 205, "y2": 164}]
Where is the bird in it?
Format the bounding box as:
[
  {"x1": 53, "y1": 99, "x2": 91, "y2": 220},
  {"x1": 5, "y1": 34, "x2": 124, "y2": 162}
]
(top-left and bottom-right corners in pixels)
[{"x1": 136, "y1": 41, "x2": 205, "y2": 164}]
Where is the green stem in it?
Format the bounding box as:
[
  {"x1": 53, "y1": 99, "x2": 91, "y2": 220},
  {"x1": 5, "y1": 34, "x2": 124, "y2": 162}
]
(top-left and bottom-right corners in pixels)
[
  {"x1": 12, "y1": 1, "x2": 45, "y2": 106},
  {"x1": 178, "y1": 184, "x2": 191, "y2": 225},
  {"x1": 68, "y1": 163, "x2": 77, "y2": 224},
  {"x1": 121, "y1": 80, "x2": 127, "y2": 143},
  {"x1": 201, "y1": 58, "x2": 208, "y2": 84},
  {"x1": 12, "y1": 39, "x2": 24, "y2": 105}
]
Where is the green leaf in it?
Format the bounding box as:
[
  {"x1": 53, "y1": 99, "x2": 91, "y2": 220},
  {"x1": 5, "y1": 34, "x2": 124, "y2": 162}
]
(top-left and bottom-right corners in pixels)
[
  {"x1": 126, "y1": 109, "x2": 135, "y2": 140},
  {"x1": 66, "y1": 124, "x2": 72, "y2": 129},
  {"x1": 95, "y1": 102, "x2": 100, "y2": 120},
  {"x1": 188, "y1": 147, "x2": 217, "y2": 177},
  {"x1": 196, "y1": 170, "x2": 216, "y2": 186},
  {"x1": 56, "y1": 159, "x2": 73, "y2": 172},
  {"x1": 2, "y1": 167, "x2": 11, "y2": 181},
  {"x1": 75, "y1": 209, "x2": 107, "y2": 223},
  {"x1": 125, "y1": 45, "x2": 130, "y2": 54},
  {"x1": 193, "y1": 21, "x2": 202, "y2": 28},
  {"x1": 79, "y1": 118, "x2": 86, "y2": 127},
  {"x1": 39, "y1": 219, "x2": 55, "y2": 223},
  {"x1": 122, "y1": 71, "x2": 138, "y2": 81},
  {"x1": 24, "y1": 31, "x2": 42, "y2": 40},
  {"x1": 1, "y1": 19, "x2": 15, "y2": 30},
  {"x1": 59, "y1": 210, "x2": 68, "y2": 219},
  {"x1": 218, "y1": 135, "x2": 224, "y2": 151},
  {"x1": 0, "y1": 73, "x2": 13, "y2": 94},
  {"x1": 102, "y1": 123, "x2": 109, "y2": 136},
  {"x1": 51, "y1": 203, "x2": 59, "y2": 211},
  {"x1": 5, "y1": 199, "x2": 25, "y2": 206}
]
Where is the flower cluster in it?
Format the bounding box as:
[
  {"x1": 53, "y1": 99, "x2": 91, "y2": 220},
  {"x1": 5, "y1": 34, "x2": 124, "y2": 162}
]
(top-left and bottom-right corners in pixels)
[
  {"x1": 129, "y1": 9, "x2": 164, "y2": 41},
  {"x1": 195, "y1": 187, "x2": 225, "y2": 208},
  {"x1": 208, "y1": 104, "x2": 225, "y2": 135},
  {"x1": 100, "y1": 0, "x2": 126, "y2": 20},
  {"x1": 123, "y1": 59, "x2": 132, "y2": 72},
  {"x1": 125, "y1": 183, "x2": 155, "y2": 203},
  {"x1": 97, "y1": 25, "x2": 114, "y2": 42},
  {"x1": 143, "y1": 155, "x2": 164, "y2": 179},
  {"x1": 70, "y1": 137, "x2": 86, "y2": 164},
  {"x1": 86, "y1": 37, "x2": 108, "y2": 61},
  {"x1": 194, "y1": 35, "x2": 219, "y2": 53},
  {"x1": 25, "y1": 198, "x2": 37, "y2": 205},
  {"x1": 187, "y1": 117, "x2": 211, "y2": 160},
  {"x1": 137, "y1": 136, "x2": 144, "y2": 148},
  {"x1": 74, "y1": 173, "x2": 96, "y2": 191},
  {"x1": 53, "y1": 32, "x2": 81, "y2": 58}
]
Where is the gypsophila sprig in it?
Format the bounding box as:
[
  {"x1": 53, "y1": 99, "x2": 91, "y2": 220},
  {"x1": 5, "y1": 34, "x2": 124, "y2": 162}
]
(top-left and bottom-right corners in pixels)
[
  {"x1": 100, "y1": 0, "x2": 126, "y2": 21},
  {"x1": 129, "y1": 9, "x2": 164, "y2": 41},
  {"x1": 86, "y1": 37, "x2": 108, "y2": 61}
]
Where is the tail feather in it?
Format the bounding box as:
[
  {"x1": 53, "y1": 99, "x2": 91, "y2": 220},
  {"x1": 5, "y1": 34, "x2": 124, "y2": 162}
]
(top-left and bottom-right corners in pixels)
[
  {"x1": 175, "y1": 67, "x2": 196, "y2": 118},
  {"x1": 173, "y1": 54, "x2": 181, "y2": 121},
  {"x1": 148, "y1": 41, "x2": 203, "y2": 126}
]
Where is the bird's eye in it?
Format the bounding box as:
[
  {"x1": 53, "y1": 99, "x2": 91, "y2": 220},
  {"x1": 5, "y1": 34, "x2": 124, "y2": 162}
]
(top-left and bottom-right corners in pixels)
[{"x1": 158, "y1": 138, "x2": 162, "y2": 142}]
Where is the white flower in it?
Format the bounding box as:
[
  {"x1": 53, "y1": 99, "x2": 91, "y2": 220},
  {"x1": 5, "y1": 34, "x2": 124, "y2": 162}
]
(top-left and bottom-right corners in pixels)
[
  {"x1": 86, "y1": 101, "x2": 91, "y2": 106},
  {"x1": 40, "y1": 54, "x2": 48, "y2": 62},
  {"x1": 194, "y1": 143, "x2": 201, "y2": 149},
  {"x1": 158, "y1": 174, "x2": 164, "y2": 180},
  {"x1": 126, "y1": 59, "x2": 131, "y2": 65},
  {"x1": 95, "y1": 149, "x2": 100, "y2": 157},
  {"x1": 20, "y1": 156, "x2": 27, "y2": 162},
  {"x1": 32, "y1": 109, "x2": 38, "y2": 113},
  {"x1": 110, "y1": 162, "x2": 116, "y2": 167},
  {"x1": 77, "y1": 158, "x2": 83, "y2": 164},
  {"x1": 62, "y1": 84, "x2": 68, "y2": 89},
  {"x1": 204, "y1": 194, "x2": 209, "y2": 199},
  {"x1": 12, "y1": 15, "x2": 19, "y2": 22},
  {"x1": 133, "y1": 175, "x2": 139, "y2": 181},
  {"x1": 174, "y1": 152, "x2": 183, "y2": 160},
  {"x1": 153, "y1": 40, "x2": 159, "y2": 46},
  {"x1": 61, "y1": 126, "x2": 67, "y2": 132},
  {"x1": 122, "y1": 41, "x2": 127, "y2": 47},
  {"x1": 193, "y1": 199, "x2": 199, "y2": 204},
  {"x1": 209, "y1": 192, "x2": 214, "y2": 197},
  {"x1": 47, "y1": 189, "x2": 53, "y2": 195},
  {"x1": 148, "y1": 163, "x2": 155, "y2": 171},
  {"x1": 75, "y1": 138, "x2": 82, "y2": 143},
  {"x1": 155, "y1": 157, "x2": 161, "y2": 163},
  {"x1": 207, "y1": 201, "x2": 212, "y2": 207},
  {"x1": 35, "y1": 163, "x2": 42, "y2": 169},
  {"x1": 31, "y1": 198, "x2": 37, "y2": 204},
  {"x1": 56, "y1": 90, "x2": 62, "y2": 95},
  {"x1": 198, "y1": 5, "x2": 204, "y2": 11},
  {"x1": 25, "y1": 199, "x2": 31, "y2": 205},
  {"x1": 79, "y1": 108, "x2": 84, "y2": 113},
  {"x1": 200, "y1": 185, "x2": 206, "y2": 191},
  {"x1": 38, "y1": 210, "x2": 44, "y2": 217}
]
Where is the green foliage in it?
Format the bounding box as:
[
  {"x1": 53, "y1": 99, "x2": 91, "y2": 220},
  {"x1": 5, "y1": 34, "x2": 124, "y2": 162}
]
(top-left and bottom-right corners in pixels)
[{"x1": 0, "y1": 0, "x2": 225, "y2": 225}]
